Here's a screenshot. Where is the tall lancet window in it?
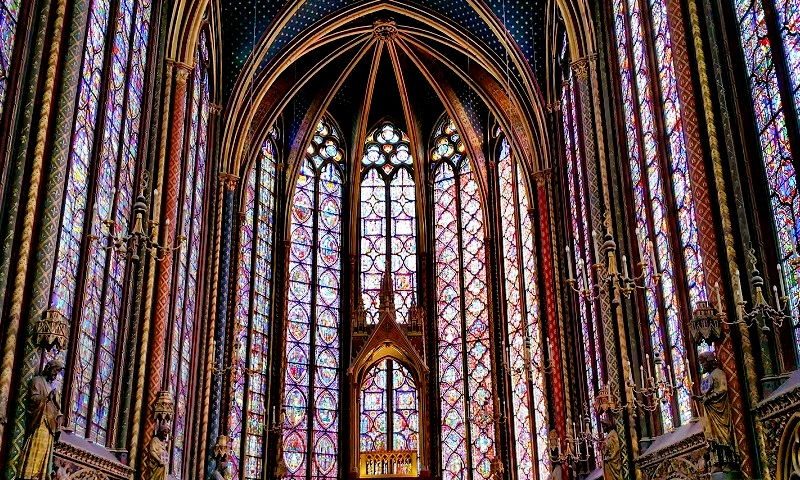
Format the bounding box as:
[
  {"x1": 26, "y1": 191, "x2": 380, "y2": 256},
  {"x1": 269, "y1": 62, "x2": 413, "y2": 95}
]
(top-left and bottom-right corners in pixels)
[
  {"x1": 166, "y1": 29, "x2": 211, "y2": 477},
  {"x1": 359, "y1": 358, "x2": 419, "y2": 454},
  {"x1": 282, "y1": 118, "x2": 344, "y2": 480},
  {"x1": 49, "y1": 0, "x2": 153, "y2": 443},
  {"x1": 432, "y1": 118, "x2": 496, "y2": 480},
  {"x1": 612, "y1": 0, "x2": 706, "y2": 428},
  {"x1": 230, "y1": 131, "x2": 278, "y2": 479},
  {"x1": 497, "y1": 138, "x2": 549, "y2": 480},
  {"x1": 561, "y1": 74, "x2": 604, "y2": 432},
  {"x1": 0, "y1": 0, "x2": 22, "y2": 120},
  {"x1": 360, "y1": 122, "x2": 417, "y2": 324},
  {"x1": 734, "y1": 0, "x2": 800, "y2": 353}
]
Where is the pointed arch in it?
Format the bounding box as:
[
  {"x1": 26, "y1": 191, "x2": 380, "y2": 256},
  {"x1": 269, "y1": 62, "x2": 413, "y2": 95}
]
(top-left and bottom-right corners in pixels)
[
  {"x1": 164, "y1": 27, "x2": 213, "y2": 477},
  {"x1": 282, "y1": 116, "x2": 346, "y2": 480},
  {"x1": 496, "y1": 136, "x2": 550, "y2": 480},
  {"x1": 431, "y1": 116, "x2": 497, "y2": 480},
  {"x1": 360, "y1": 121, "x2": 418, "y2": 326},
  {"x1": 229, "y1": 128, "x2": 279, "y2": 479}
]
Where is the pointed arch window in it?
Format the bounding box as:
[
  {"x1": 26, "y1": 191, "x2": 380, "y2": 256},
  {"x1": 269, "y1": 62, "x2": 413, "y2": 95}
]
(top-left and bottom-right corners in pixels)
[
  {"x1": 360, "y1": 122, "x2": 417, "y2": 325},
  {"x1": 166, "y1": 29, "x2": 211, "y2": 478},
  {"x1": 282, "y1": 118, "x2": 345, "y2": 480},
  {"x1": 612, "y1": 0, "x2": 706, "y2": 428},
  {"x1": 359, "y1": 359, "x2": 419, "y2": 454},
  {"x1": 561, "y1": 72, "x2": 604, "y2": 433},
  {"x1": 431, "y1": 118, "x2": 497, "y2": 480},
  {"x1": 230, "y1": 131, "x2": 278, "y2": 480},
  {"x1": 734, "y1": 0, "x2": 800, "y2": 354},
  {"x1": 0, "y1": 0, "x2": 22, "y2": 120},
  {"x1": 497, "y1": 138, "x2": 549, "y2": 480},
  {"x1": 49, "y1": 0, "x2": 153, "y2": 444}
]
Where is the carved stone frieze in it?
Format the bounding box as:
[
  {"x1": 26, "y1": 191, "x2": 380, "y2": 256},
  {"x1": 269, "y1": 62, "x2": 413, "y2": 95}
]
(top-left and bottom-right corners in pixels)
[
  {"x1": 754, "y1": 369, "x2": 800, "y2": 479},
  {"x1": 53, "y1": 431, "x2": 133, "y2": 480},
  {"x1": 637, "y1": 421, "x2": 708, "y2": 480}
]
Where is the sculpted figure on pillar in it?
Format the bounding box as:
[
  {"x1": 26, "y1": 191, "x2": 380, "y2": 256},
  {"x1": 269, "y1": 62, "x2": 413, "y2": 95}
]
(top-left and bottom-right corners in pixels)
[
  {"x1": 144, "y1": 424, "x2": 170, "y2": 480},
  {"x1": 600, "y1": 413, "x2": 622, "y2": 480},
  {"x1": 19, "y1": 359, "x2": 64, "y2": 480},
  {"x1": 210, "y1": 435, "x2": 233, "y2": 480},
  {"x1": 695, "y1": 350, "x2": 737, "y2": 472}
]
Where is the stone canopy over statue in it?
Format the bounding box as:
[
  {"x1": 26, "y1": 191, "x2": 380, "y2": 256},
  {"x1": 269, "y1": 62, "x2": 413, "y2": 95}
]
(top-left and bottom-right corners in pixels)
[
  {"x1": 18, "y1": 359, "x2": 64, "y2": 480},
  {"x1": 694, "y1": 350, "x2": 737, "y2": 473}
]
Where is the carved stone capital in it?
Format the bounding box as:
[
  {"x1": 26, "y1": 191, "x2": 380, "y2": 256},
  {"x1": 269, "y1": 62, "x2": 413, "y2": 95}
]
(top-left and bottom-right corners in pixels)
[
  {"x1": 167, "y1": 58, "x2": 193, "y2": 84},
  {"x1": 219, "y1": 172, "x2": 240, "y2": 191},
  {"x1": 571, "y1": 57, "x2": 590, "y2": 81},
  {"x1": 532, "y1": 169, "x2": 552, "y2": 187}
]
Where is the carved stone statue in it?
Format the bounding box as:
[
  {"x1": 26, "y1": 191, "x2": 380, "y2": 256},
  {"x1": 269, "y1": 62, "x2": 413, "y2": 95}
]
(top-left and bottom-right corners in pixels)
[
  {"x1": 695, "y1": 350, "x2": 737, "y2": 472},
  {"x1": 546, "y1": 460, "x2": 564, "y2": 480},
  {"x1": 19, "y1": 359, "x2": 64, "y2": 480},
  {"x1": 601, "y1": 414, "x2": 622, "y2": 480},
  {"x1": 144, "y1": 424, "x2": 170, "y2": 480},
  {"x1": 546, "y1": 430, "x2": 564, "y2": 480},
  {"x1": 207, "y1": 435, "x2": 233, "y2": 480},
  {"x1": 210, "y1": 457, "x2": 232, "y2": 480}
]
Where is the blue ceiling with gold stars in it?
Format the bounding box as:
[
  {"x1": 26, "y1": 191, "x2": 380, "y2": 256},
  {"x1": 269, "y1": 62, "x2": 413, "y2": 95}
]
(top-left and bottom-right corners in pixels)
[{"x1": 221, "y1": 0, "x2": 549, "y2": 100}]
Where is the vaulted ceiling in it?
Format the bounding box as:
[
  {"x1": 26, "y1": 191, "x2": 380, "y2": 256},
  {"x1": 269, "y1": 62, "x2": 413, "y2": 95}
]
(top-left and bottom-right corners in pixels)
[{"x1": 219, "y1": 0, "x2": 559, "y2": 102}]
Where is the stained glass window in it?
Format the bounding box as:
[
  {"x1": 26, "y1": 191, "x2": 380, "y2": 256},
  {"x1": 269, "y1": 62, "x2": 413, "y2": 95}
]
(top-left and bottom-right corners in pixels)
[
  {"x1": 432, "y1": 118, "x2": 497, "y2": 480},
  {"x1": 360, "y1": 122, "x2": 417, "y2": 325},
  {"x1": 167, "y1": 30, "x2": 210, "y2": 478},
  {"x1": 230, "y1": 131, "x2": 278, "y2": 480},
  {"x1": 282, "y1": 117, "x2": 344, "y2": 480},
  {"x1": 0, "y1": 0, "x2": 22, "y2": 121},
  {"x1": 734, "y1": 0, "x2": 800, "y2": 354},
  {"x1": 497, "y1": 138, "x2": 549, "y2": 480},
  {"x1": 359, "y1": 359, "x2": 419, "y2": 454},
  {"x1": 50, "y1": 0, "x2": 153, "y2": 444},
  {"x1": 561, "y1": 75, "x2": 603, "y2": 436},
  {"x1": 612, "y1": 0, "x2": 706, "y2": 428}
]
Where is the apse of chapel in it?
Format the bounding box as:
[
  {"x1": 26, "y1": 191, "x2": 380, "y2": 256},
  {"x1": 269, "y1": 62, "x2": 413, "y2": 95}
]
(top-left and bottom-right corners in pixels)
[{"x1": 220, "y1": 3, "x2": 563, "y2": 207}]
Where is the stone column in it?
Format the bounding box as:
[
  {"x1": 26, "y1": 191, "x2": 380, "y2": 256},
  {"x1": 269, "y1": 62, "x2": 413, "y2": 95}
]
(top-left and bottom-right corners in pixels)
[
  {"x1": 205, "y1": 173, "x2": 237, "y2": 476},
  {"x1": 0, "y1": 0, "x2": 69, "y2": 465},
  {"x1": 142, "y1": 59, "x2": 192, "y2": 452}
]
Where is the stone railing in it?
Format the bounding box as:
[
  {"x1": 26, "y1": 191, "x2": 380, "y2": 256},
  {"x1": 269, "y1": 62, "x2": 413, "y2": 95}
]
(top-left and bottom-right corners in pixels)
[{"x1": 359, "y1": 449, "x2": 418, "y2": 477}]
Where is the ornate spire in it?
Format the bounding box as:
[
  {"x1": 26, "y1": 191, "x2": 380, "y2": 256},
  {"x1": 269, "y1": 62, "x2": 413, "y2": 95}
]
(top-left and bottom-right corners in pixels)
[
  {"x1": 355, "y1": 295, "x2": 368, "y2": 331},
  {"x1": 378, "y1": 270, "x2": 396, "y2": 318},
  {"x1": 408, "y1": 296, "x2": 424, "y2": 332}
]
